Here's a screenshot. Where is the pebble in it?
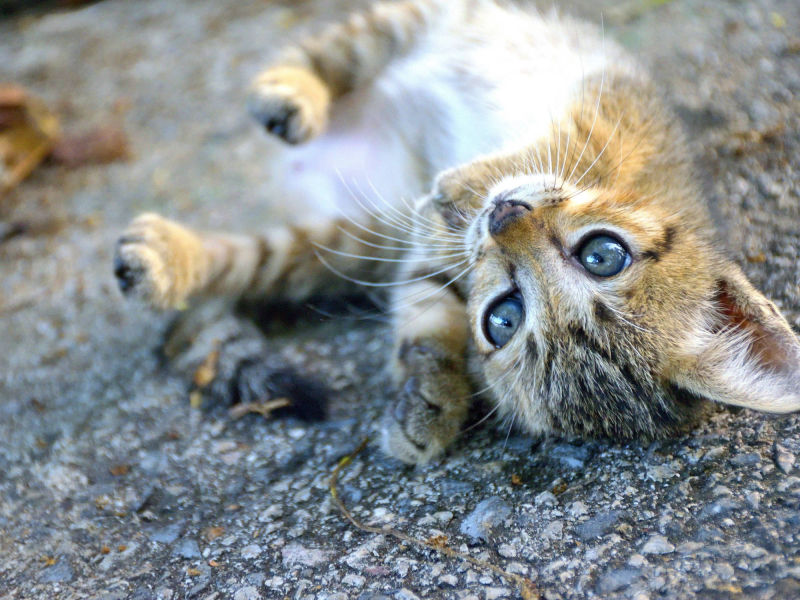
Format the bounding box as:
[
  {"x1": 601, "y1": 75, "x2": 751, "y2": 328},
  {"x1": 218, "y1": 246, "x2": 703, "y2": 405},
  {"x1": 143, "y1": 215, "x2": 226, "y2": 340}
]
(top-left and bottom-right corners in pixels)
[
  {"x1": 641, "y1": 535, "x2": 675, "y2": 555},
  {"x1": 774, "y1": 443, "x2": 795, "y2": 474},
  {"x1": 596, "y1": 568, "x2": 642, "y2": 593},
  {"x1": 395, "y1": 590, "x2": 421, "y2": 600},
  {"x1": 543, "y1": 520, "x2": 564, "y2": 540},
  {"x1": 459, "y1": 497, "x2": 512, "y2": 542},
  {"x1": 567, "y1": 501, "x2": 588, "y2": 517},
  {"x1": 534, "y1": 491, "x2": 557, "y2": 506},
  {"x1": 343, "y1": 574, "x2": 366, "y2": 587},
  {"x1": 38, "y1": 560, "x2": 74, "y2": 583},
  {"x1": 575, "y1": 511, "x2": 623, "y2": 541},
  {"x1": 730, "y1": 452, "x2": 761, "y2": 467},
  {"x1": 628, "y1": 554, "x2": 647, "y2": 567},
  {"x1": 698, "y1": 498, "x2": 741, "y2": 521},
  {"x1": 241, "y1": 544, "x2": 262, "y2": 559},
  {"x1": 149, "y1": 522, "x2": 185, "y2": 544},
  {"x1": 232, "y1": 586, "x2": 261, "y2": 600},
  {"x1": 546, "y1": 442, "x2": 593, "y2": 469},
  {"x1": 173, "y1": 538, "x2": 201, "y2": 559},
  {"x1": 281, "y1": 542, "x2": 332, "y2": 567}
]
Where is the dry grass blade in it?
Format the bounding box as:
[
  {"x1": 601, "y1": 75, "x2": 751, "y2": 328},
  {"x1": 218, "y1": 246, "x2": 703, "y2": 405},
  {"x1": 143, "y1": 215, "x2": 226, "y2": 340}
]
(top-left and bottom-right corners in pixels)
[
  {"x1": 329, "y1": 439, "x2": 539, "y2": 600},
  {"x1": 228, "y1": 397, "x2": 292, "y2": 420}
]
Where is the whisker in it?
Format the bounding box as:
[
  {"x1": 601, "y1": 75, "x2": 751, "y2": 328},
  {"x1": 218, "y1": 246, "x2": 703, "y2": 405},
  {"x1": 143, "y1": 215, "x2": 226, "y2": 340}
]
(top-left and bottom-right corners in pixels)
[
  {"x1": 314, "y1": 250, "x2": 470, "y2": 288},
  {"x1": 313, "y1": 242, "x2": 468, "y2": 263}
]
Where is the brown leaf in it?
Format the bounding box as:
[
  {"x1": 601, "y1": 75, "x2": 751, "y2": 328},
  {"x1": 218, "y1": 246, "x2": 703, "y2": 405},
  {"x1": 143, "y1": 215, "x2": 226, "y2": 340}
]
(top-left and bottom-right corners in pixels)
[
  {"x1": 0, "y1": 85, "x2": 60, "y2": 195},
  {"x1": 511, "y1": 474, "x2": 522, "y2": 486},
  {"x1": 186, "y1": 567, "x2": 202, "y2": 576},
  {"x1": 100, "y1": 546, "x2": 111, "y2": 555},
  {"x1": 204, "y1": 526, "x2": 225, "y2": 541},
  {"x1": 109, "y1": 464, "x2": 130, "y2": 476},
  {"x1": 50, "y1": 123, "x2": 130, "y2": 167}
]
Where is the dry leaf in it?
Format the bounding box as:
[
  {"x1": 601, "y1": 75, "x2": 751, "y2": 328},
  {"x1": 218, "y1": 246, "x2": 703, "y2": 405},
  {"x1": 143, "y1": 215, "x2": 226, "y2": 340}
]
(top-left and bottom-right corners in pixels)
[
  {"x1": 204, "y1": 526, "x2": 225, "y2": 541},
  {"x1": 109, "y1": 464, "x2": 130, "y2": 476},
  {"x1": 0, "y1": 84, "x2": 60, "y2": 195},
  {"x1": 193, "y1": 347, "x2": 220, "y2": 388},
  {"x1": 50, "y1": 122, "x2": 129, "y2": 167}
]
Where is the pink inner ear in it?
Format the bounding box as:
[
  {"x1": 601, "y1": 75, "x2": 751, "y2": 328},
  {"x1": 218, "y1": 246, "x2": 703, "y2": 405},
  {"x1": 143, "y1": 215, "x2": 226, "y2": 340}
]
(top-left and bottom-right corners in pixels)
[{"x1": 715, "y1": 283, "x2": 796, "y2": 373}]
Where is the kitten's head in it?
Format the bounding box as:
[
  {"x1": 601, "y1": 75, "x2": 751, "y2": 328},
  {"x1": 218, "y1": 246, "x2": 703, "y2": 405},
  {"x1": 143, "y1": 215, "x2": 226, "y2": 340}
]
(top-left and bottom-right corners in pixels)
[{"x1": 428, "y1": 83, "x2": 800, "y2": 439}]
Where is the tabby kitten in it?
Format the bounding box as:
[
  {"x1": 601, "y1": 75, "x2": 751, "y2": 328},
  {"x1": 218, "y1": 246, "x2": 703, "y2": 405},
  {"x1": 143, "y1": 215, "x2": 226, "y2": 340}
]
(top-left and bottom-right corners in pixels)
[{"x1": 114, "y1": 0, "x2": 800, "y2": 464}]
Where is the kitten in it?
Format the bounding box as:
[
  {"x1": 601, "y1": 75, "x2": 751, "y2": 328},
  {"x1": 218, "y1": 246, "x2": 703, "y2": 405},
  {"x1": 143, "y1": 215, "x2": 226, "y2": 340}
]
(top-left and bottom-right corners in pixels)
[{"x1": 114, "y1": 0, "x2": 800, "y2": 464}]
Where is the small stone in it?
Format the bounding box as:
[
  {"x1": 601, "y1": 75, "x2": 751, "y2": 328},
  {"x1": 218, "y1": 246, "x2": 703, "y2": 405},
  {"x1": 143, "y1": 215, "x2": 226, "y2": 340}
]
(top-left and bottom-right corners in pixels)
[
  {"x1": 567, "y1": 501, "x2": 588, "y2": 517},
  {"x1": 233, "y1": 586, "x2": 261, "y2": 600},
  {"x1": 543, "y1": 520, "x2": 564, "y2": 540},
  {"x1": 149, "y1": 522, "x2": 185, "y2": 544},
  {"x1": 38, "y1": 560, "x2": 74, "y2": 583},
  {"x1": 438, "y1": 574, "x2": 458, "y2": 586},
  {"x1": 547, "y1": 442, "x2": 593, "y2": 469},
  {"x1": 774, "y1": 443, "x2": 795, "y2": 474},
  {"x1": 730, "y1": 452, "x2": 761, "y2": 467},
  {"x1": 155, "y1": 588, "x2": 173, "y2": 600},
  {"x1": 596, "y1": 568, "x2": 641, "y2": 593},
  {"x1": 241, "y1": 544, "x2": 262, "y2": 559},
  {"x1": 745, "y1": 491, "x2": 761, "y2": 509},
  {"x1": 395, "y1": 590, "x2": 421, "y2": 600},
  {"x1": 174, "y1": 538, "x2": 201, "y2": 559},
  {"x1": 628, "y1": 554, "x2": 647, "y2": 567},
  {"x1": 459, "y1": 497, "x2": 512, "y2": 542},
  {"x1": 715, "y1": 562, "x2": 735, "y2": 581},
  {"x1": 698, "y1": 498, "x2": 741, "y2": 521},
  {"x1": 534, "y1": 491, "x2": 557, "y2": 506},
  {"x1": 343, "y1": 574, "x2": 366, "y2": 587},
  {"x1": 485, "y1": 588, "x2": 512, "y2": 600},
  {"x1": 575, "y1": 511, "x2": 623, "y2": 541},
  {"x1": 281, "y1": 542, "x2": 332, "y2": 567},
  {"x1": 641, "y1": 535, "x2": 675, "y2": 555},
  {"x1": 498, "y1": 543, "x2": 517, "y2": 558}
]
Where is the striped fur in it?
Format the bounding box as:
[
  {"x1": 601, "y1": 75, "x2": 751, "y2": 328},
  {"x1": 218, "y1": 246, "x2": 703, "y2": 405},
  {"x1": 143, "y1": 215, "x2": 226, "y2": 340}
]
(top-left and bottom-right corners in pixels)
[{"x1": 115, "y1": 0, "x2": 800, "y2": 464}]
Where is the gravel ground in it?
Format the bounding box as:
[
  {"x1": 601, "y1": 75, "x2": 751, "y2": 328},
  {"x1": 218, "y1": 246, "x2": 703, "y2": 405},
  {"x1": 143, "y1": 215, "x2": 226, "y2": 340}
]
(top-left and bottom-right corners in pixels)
[{"x1": 1, "y1": 1, "x2": 799, "y2": 599}]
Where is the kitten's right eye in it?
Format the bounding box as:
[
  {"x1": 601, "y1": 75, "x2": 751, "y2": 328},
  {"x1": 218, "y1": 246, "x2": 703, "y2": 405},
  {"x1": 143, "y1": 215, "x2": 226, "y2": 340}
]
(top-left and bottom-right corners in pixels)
[
  {"x1": 577, "y1": 234, "x2": 630, "y2": 277},
  {"x1": 483, "y1": 292, "x2": 524, "y2": 348}
]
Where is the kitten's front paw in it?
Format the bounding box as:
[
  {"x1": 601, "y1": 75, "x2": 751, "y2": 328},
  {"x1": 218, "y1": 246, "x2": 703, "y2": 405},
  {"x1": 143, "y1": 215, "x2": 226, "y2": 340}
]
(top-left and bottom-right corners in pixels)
[
  {"x1": 114, "y1": 213, "x2": 205, "y2": 310},
  {"x1": 247, "y1": 66, "x2": 330, "y2": 145},
  {"x1": 381, "y1": 376, "x2": 467, "y2": 464}
]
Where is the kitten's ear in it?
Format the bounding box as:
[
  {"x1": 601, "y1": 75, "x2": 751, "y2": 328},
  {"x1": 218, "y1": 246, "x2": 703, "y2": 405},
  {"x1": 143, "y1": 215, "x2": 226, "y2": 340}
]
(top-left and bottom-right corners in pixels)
[{"x1": 673, "y1": 265, "x2": 800, "y2": 413}]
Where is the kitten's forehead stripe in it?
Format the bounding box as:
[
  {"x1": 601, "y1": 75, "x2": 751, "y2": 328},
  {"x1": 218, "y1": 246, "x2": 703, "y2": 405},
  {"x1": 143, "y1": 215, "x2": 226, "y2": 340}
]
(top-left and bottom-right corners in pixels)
[{"x1": 642, "y1": 226, "x2": 677, "y2": 262}]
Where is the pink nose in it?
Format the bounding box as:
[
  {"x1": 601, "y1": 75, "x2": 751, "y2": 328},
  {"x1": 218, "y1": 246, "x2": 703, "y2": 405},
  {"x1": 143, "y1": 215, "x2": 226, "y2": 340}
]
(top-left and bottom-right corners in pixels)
[{"x1": 488, "y1": 199, "x2": 531, "y2": 236}]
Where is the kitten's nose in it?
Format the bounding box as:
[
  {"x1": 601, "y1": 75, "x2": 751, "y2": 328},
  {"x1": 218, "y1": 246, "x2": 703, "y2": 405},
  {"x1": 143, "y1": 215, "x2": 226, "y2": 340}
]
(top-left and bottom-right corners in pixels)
[{"x1": 488, "y1": 198, "x2": 531, "y2": 236}]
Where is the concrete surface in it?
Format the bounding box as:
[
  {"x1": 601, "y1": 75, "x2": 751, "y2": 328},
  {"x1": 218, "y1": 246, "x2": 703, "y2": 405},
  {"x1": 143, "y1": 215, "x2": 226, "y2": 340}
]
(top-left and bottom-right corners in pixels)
[{"x1": 1, "y1": 0, "x2": 799, "y2": 598}]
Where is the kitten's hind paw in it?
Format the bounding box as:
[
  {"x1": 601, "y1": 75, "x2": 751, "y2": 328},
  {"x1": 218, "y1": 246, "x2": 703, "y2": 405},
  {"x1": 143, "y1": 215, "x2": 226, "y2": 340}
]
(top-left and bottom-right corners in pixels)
[
  {"x1": 162, "y1": 306, "x2": 328, "y2": 420},
  {"x1": 247, "y1": 66, "x2": 330, "y2": 144}
]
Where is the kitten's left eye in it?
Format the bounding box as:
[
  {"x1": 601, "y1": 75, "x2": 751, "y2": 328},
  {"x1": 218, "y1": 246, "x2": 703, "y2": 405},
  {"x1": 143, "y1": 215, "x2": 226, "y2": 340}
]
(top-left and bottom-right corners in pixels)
[
  {"x1": 483, "y1": 292, "x2": 524, "y2": 348},
  {"x1": 578, "y1": 235, "x2": 630, "y2": 277}
]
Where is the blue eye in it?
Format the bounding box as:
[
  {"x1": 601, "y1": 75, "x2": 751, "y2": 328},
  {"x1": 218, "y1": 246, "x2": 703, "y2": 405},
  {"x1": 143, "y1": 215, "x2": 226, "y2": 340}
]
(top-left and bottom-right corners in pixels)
[
  {"x1": 484, "y1": 293, "x2": 524, "y2": 348},
  {"x1": 578, "y1": 235, "x2": 630, "y2": 277}
]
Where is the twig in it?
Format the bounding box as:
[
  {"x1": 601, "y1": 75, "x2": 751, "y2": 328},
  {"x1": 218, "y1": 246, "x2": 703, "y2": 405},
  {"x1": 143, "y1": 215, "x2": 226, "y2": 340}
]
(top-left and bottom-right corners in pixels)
[
  {"x1": 228, "y1": 398, "x2": 292, "y2": 420},
  {"x1": 329, "y1": 439, "x2": 539, "y2": 600}
]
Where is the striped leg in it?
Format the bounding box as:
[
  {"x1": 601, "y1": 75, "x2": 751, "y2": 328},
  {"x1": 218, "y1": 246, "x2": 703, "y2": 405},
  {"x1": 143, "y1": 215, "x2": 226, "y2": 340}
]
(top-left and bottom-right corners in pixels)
[
  {"x1": 247, "y1": 0, "x2": 446, "y2": 144},
  {"x1": 113, "y1": 212, "x2": 393, "y2": 310}
]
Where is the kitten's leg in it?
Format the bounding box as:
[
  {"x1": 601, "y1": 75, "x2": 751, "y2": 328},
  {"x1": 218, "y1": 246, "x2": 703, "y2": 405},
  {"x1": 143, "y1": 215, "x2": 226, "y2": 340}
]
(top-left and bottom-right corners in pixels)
[
  {"x1": 247, "y1": 0, "x2": 447, "y2": 144},
  {"x1": 114, "y1": 212, "x2": 391, "y2": 309},
  {"x1": 381, "y1": 281, "x2": 472, "y2": 464}
]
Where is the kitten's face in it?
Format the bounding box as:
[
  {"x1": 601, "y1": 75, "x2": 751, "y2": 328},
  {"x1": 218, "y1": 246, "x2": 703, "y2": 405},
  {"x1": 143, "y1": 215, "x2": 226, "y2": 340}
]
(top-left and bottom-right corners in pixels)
[{"x1": 450, "y1": 169, "x2": 800, "y2": 438}]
